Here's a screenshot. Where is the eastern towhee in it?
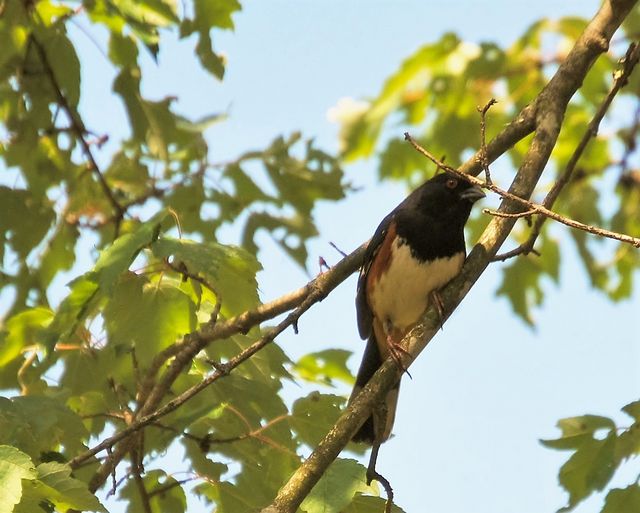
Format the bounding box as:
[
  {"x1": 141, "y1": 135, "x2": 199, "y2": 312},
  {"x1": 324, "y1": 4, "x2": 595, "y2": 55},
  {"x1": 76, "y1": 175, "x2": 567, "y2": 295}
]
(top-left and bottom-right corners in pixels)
[{"x1": 349, "y1": 171, "x2": 485, "y2": 444}]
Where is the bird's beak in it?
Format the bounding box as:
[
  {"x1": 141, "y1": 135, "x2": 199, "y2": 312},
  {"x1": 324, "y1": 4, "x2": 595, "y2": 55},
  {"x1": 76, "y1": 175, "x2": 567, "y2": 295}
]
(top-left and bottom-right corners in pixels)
[{"x1": 460, "y1": 185, "x2": 485, "y2": 203}]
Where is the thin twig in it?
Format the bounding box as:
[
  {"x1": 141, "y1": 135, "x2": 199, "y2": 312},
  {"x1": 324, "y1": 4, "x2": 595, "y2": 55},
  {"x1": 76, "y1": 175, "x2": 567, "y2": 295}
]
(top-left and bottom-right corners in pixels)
[
  {"x1": 329, "y1": 241, "x2": 348, "y2": 258},
  {"x1": 494, "y1": 41, "x2": 640, "y2": 261},
  {"x1": 132, "y1": 458, "x2": 153, "y2": 513},
  {"x1": 30, "y1": 35, "x2": 125, "y2": 236},
  {"x1": 477, "y1": 98, "x2": 497, "y2": 185},
  {"x1": 107, "y1": 447, "x2": 117, "y2": 497},
  {"x1": 404, "y1": 133, "x2": 640, "y2": 249},
  {"x1": 147, "y1": 477, "x2": 197, "y2": 499},
  {"x1": 365, "y1": 439, "x2": 395, "y2": 513}
]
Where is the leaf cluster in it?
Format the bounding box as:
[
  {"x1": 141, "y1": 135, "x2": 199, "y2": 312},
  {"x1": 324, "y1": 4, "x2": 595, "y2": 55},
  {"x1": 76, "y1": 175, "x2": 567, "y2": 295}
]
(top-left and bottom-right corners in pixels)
[
  {"x1": 0, "y1": 1, "x2": 374, "y2": 512},
  {"x1": 542, "y1": 402, "x2": 640, "y2": 512}
]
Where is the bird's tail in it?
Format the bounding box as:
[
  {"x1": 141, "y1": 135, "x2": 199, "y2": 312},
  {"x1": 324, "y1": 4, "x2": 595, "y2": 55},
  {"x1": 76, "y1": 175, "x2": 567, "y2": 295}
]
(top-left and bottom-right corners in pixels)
[{"x1": 348, "y1": 335, "x2": 400, "y2": 444}]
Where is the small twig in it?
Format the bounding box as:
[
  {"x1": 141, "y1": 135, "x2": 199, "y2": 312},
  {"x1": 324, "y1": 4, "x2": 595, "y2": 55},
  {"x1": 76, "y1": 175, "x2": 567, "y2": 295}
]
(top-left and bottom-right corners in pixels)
[
  {"x1": 404, "y1": 133, "x2": 640, "y2": 249},
  {"x1": 165, "y1": 259, "x2": 222, "y2": 323},
  {"x1": 107, "y1": 447, "x2": 117, "y2": 498},
  {"x1": 477, "y1": 98, "x2": 497, "y2": 185},
  {"x1": 147, "y1": 476, "x2": 197, "y2": 499},
  {"x1": 367, "y1": 450, "x2": 394, "y2": 513},
  {"x1": 483, "y1": 208, "x2": 536, "y2": 219},
  {"x1": 329, "y1": 241, "x2": 348, "y2": 258},
  {"x1": 318, "y1": 256, "x2": 331, "y2": 274},
  {"x1": 131, "y1": 347, "x2": 141, "y2": 396}
]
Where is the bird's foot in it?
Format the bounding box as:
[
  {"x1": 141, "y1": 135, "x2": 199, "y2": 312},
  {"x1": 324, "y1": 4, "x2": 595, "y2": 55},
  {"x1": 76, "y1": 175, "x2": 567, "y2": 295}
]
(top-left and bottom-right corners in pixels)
[
  {"x1": 386, "y1": 335, "x2": 412, "y2": 378},
  {"x1": 430, "y1": 290, "x2": 445, "y2": 330}
]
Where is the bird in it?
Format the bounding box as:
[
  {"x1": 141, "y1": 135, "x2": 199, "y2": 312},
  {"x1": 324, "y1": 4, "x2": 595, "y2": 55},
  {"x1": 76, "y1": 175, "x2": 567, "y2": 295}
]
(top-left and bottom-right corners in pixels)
[{"x1": 349, "y1": 171, "x2": 485, "y2": 444}]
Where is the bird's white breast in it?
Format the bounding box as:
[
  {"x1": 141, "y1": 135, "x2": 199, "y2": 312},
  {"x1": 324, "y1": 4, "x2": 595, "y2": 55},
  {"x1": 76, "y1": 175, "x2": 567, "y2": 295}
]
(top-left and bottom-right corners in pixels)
[{"x1": 368, "y1": 239, "x2": 464, "y2": 332}]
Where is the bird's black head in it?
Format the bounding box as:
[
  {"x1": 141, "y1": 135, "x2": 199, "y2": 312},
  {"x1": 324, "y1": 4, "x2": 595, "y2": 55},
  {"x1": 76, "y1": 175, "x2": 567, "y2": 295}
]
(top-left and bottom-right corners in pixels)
[
  {"x1": 393, "y1": 171, "x2": 485, "y2": 261},
  {"x1": 410, "y1": 171, "x2": 485, "y2": 222}
]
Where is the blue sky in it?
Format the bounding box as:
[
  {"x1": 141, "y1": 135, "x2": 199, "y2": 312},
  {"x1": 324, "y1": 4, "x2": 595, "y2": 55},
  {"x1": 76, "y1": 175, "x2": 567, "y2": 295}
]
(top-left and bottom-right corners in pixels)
[{"x1": 50, "y1": 1, "x2": 640, "y2": 512}]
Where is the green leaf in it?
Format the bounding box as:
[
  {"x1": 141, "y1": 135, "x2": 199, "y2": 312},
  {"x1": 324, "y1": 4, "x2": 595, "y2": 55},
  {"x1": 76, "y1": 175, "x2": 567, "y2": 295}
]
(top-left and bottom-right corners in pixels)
[
  {"x1": 151, "y1": 237, "x2": 261, "y2": 315},
  {"x1": 602, "y1": 485, "x2": 640, "y2": 513},
  {"x1": 35, "y1": 462, "x2": 104, "y2": 512},
  {"x1": 94, "y1": 210, "x2": 168, "y2": 289},
  {"x1": 542, "y1": 415, "x2": 616, "y2": 450},
  {"x1": 183, "y1": 439, "x2": 228, "y2": 480},
  {"x1": 0, "y1": 445, "x2": 37, "y2": 513},
  {"x1": 108, "y1": 32, "x2": 139, "y2": 69},
  {"x1": 115, "y1": 0, "x2": 179, "y2": 27},
  {"x1": 38, "y1": 223, "x2": 79, "y2": 290},
  {"x1": 622, "y1": 400, "x2": 640, "y2": 421},
  {"x1": 120, "y1": 469, "x2": 186, "y2": 513},
  {"x1": 176, "y1": 111, "x2": 228, "y2": 132},
  {"x1": 616, "y1": 424, "x2": 640, "y2": 463},
  {"x1": 557, "y1": 432, "x2": 617, "y2": 511},
  {"x1": 0, "y1": 308, "x2": 53, "y2": 367},
  {"x1": 180, "y1": 0, "x2": 242, "y2": 79},
  {"x1": 301, "y1": 458, "x2": 374, "y2": 513},
  {"x1": 48, "y1": 32, "x2": 81, "y2": 107},
  {"x1": 290, "y1": 392, "x2": 345, "y2": 447},
  {"x1": 66, "y1": 391, "x2": 110, "y2": 435},
  {"x1": 0, "y1": 395, "x2": 89, "y2": 459},
  {"x1": 35, "y1": 1, "x2": 74, "y2": 26},
  {"x1": 205, "y1": 332, "x2": 291, "y2": 386},
  {"x1": 194, "y1": 480, "x2": 260, "y2": 513},
  {"x1": 44, "y1": 210, "x2": 169, "y2": 350},
  {"x1": 342, "y1": 494, "x2": 406, "y2": 513},
  {"x1": 0, "y1": 186, "x2": 54, "y2": 260},
  {"x1": 294, "y1": 349, "x2": 355, "y2": 386},
  {"x1": 41, "y1": 275, "x2": 99, "y2": 354},
  {"x1": 103, "y1": 272, "x2": 197, "y2": 367}
]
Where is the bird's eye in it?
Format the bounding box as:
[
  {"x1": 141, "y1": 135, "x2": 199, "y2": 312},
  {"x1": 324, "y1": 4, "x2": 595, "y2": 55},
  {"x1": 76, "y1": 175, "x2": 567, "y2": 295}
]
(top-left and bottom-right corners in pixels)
[{"x1": 445, "y1": 178, "x2": 458, "y2": 189}]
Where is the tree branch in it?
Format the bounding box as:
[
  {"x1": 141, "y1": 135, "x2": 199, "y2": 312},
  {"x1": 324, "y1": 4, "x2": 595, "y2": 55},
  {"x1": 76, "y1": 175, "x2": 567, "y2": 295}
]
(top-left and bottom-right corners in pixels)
[
  {"x1": 494, "y1": 40, "x2": 640, "y2": 261},
  {"x1": 261, "y1": 1, "x2": 638, "y2": 511}
]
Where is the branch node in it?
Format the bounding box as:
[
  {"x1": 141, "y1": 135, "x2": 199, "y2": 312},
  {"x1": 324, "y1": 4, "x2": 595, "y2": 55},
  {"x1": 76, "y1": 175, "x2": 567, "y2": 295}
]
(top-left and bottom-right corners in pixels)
[{"x1": 206, "y1": 359, "x2": 231, "y2": 375}]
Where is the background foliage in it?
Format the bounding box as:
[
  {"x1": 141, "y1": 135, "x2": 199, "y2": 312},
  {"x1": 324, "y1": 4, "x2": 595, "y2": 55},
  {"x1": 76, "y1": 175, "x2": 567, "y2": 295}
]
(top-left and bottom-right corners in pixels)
[{"x1": 0, "y1": 1, "x2": 639, "y2": 512}]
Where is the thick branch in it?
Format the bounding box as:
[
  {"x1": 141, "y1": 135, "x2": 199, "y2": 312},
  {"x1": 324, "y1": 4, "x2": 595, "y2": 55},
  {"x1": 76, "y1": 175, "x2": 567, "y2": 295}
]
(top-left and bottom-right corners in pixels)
[{"x1": 261, "y1": 1, "x2": 637, "y2": 511}]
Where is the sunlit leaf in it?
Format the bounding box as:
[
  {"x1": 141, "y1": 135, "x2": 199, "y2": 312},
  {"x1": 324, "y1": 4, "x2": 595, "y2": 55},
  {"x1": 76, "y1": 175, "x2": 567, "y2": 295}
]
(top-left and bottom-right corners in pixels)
[
  {"x1": 103, "y1": 272, "x2": 197, "y2": 367},
  {"x1": 0, "y1": 445, "x2": 36, "y2": 513},
  {"x1": 294, "y1": 349, "x2": 355, "y2": 386},
  {"x1": 602, "y1": 485, "x2": 640, "y2": 513},
  {"x1": 301, "y1": 458, "x2": 374, "y2": 513},
  {"x1": 151, "y1": 237, "x2": 261, "y2": 315},
  {"x1": 0, "y1": 308, "x2": 53, "y2": 367},
  {"x1": 35, "y1": 462, "x2": 105, "y2": 512},
  {"x1": 557, "y1": 432, "x2": 617, "y2": 511},
  {"x1": 290, "y1": 392, "x2": 345, "y2": 447}
]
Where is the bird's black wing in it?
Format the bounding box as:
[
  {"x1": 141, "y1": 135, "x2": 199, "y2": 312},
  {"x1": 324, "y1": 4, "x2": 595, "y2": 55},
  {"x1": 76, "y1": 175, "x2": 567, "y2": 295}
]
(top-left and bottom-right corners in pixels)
[{"x1": 355, "y1": 210, "x2": 396, "y2": 339}]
